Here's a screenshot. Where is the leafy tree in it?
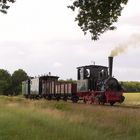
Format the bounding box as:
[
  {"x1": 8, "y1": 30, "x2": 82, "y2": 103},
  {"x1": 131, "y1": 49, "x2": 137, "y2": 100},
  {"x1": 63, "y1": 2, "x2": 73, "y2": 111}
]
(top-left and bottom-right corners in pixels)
[
  {"x1": 0, "y1": 0, "x2": 15, "y2": 14},
  {"x1": 12, "y1": 69, "x2": 28, "y2": 95},
  {"x1": 0, "y1": 69, "x2": 12, "y2": 95},
  {"x1": 66, "y1": 78, "x2": 77, "y2": 83},
  {"x1": 59, "y1": 78, "x2": 76, "y2": 83},
  {"x1": 68, "y1": 0, "x2": 128, "y2": 40}
]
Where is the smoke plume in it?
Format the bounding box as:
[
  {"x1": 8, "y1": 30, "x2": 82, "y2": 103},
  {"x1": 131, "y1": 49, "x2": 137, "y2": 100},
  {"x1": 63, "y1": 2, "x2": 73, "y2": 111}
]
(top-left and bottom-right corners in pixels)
[{"x1": 110, "y1": 34, "x2": 140, "y2": 57}]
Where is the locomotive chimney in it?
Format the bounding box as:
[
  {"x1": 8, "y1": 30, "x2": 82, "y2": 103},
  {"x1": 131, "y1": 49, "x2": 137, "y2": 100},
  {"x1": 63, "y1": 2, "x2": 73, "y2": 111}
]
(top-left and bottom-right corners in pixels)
[{"x1": 108, "y1": 56, "x2": 113, "y2": 77}]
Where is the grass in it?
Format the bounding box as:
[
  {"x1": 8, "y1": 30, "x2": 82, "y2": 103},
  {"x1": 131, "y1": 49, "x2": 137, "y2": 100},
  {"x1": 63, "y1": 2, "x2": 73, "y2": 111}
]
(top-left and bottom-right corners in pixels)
[
  {"x1": 0, "y1": 93, "x2": 140, "y2": 140},
  {"x1": 124, "y1": 93, "x2": 140, "y2": 105}
]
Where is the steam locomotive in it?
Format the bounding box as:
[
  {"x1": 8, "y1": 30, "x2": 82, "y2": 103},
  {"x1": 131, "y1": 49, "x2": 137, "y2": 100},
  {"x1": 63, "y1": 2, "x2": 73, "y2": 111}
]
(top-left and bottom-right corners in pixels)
[{"x1": 22, "y1": 57, "x2": 125, "y2": 106}]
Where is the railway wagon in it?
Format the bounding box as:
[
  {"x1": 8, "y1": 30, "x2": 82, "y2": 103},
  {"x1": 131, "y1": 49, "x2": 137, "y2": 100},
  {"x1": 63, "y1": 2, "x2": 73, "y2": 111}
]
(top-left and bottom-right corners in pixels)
[
  {"x1": 23, "y1": 75, "x2": 78, "y2": 101},
  {"x1": 26, "y1": 75, "x2": 59, "y2": 99},
  {"x1": 55, "y1": 82, "x2": 77, "y2": 101}
]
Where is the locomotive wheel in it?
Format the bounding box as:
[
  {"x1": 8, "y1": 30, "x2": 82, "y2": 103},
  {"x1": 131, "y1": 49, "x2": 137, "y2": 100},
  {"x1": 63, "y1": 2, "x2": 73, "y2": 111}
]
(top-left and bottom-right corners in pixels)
[
  {"x1": 100, "y1": 102, "x2": 105, "y2": 105},
  {"x1": 94, "y1": 97, "x2": 100, "y2": 105},
  {"x1": 120, "y1": 96, "x2": 125, "y2": 103},
  {"x1": 110, "y1": 101, "x2": 115, "y2": 106}
]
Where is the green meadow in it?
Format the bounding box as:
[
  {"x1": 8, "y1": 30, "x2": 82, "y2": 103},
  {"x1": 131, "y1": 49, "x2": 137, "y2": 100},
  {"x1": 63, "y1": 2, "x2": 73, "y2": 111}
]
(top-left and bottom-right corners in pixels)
[{"x1": 0, "y1": 93, "x2": 140, "y2": 140}]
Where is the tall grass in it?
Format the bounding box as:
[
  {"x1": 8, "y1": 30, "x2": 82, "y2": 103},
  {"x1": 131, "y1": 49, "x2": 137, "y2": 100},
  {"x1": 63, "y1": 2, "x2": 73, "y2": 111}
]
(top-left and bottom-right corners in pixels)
[
  {"x1": 124, "y1": 93, "x2": 140, "y2": 105},
  {"x1": 0, "y1": 94, "x2": 140, "y2": 140}
]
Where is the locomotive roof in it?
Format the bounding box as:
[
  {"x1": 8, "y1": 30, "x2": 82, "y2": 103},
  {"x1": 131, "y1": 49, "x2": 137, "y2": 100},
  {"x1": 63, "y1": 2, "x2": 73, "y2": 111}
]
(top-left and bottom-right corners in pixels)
[{"x1": 77, "y1": 65, "x2": 108, "y2": 69}]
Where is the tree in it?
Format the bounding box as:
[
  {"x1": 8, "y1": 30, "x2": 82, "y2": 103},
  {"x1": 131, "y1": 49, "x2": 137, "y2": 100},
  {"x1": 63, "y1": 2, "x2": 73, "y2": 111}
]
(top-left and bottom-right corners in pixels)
[
  {"x1": 0, "y1": 69, "x2": 12, "y2": 95},
  {"x1": 68, "y1": 0, "x2": 128, "y2": 40},
  {"x1": 11, "y1": 69, "x2": 28, "y2": 95},
  {"x1": 59, "y1": 78, "x2": 77, "y2": 84},
  {"x1": 0, "y1": 0, "x2": 15, "y2": 14}
]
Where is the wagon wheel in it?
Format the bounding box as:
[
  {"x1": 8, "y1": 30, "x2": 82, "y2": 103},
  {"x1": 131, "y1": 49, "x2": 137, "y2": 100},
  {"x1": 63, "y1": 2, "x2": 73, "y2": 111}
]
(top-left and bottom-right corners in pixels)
[
  {"x1": 47, "y1": 95, "x2": 52, "y2": 100},
  {"x1": 63, "y1": 97, "x2": 67, "y2": 101},
  {"x1": 72, "y1": 96, "x2": 79, "y2": 103},
  {"x1": 44, "y1": 96, "x2": 48, "y2": 100},
  {"x1": 56, "y1": 97, "x2": 60, "y2": 101},
  {"x1": 83, "y1": 98, "x2": 87, "y2": 104}
]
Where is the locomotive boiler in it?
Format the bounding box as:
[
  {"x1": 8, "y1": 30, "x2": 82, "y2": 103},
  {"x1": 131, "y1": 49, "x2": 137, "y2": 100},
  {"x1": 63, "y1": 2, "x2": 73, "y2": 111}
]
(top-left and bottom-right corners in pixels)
[{"x1": 22, "y1": 57, "x2": 125, "y2": 106}]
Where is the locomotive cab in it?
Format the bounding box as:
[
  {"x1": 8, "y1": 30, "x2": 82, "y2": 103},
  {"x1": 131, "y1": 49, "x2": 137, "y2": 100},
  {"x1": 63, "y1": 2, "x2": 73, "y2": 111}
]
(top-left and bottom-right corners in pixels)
[{"x1": 77, "y1": 65, "x2": 108, "y2": 92}]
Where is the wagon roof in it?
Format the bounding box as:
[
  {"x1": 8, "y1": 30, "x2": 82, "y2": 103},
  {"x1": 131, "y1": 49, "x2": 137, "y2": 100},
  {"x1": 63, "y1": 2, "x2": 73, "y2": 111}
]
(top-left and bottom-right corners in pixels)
[{"x1": 39, "y1": 75, "x2": 59, "y2": 79}]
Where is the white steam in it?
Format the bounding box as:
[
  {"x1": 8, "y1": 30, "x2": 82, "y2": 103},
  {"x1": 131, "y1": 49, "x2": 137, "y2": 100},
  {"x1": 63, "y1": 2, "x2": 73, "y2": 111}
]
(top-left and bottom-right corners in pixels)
[{"x1": 110, "y1": 34, "x2": 140, "y2": 57}]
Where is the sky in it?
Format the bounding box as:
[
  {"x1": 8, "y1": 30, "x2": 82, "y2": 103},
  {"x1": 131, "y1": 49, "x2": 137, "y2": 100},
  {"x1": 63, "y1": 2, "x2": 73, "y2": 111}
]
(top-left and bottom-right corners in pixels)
[{"x1": 0, "y1": 0, "x2": 140, "y2": 81}]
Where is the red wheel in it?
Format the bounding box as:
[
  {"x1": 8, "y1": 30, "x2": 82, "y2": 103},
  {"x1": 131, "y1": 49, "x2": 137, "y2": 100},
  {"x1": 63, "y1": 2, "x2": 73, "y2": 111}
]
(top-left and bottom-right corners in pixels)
[{"x1": 94, "y1": 97, "x2": 100, "y2": 105}]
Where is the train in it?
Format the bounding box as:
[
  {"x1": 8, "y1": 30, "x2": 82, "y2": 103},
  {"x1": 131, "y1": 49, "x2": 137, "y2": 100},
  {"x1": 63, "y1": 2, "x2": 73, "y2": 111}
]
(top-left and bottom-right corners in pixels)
[{"x1": 22, "y1": 57, "x2": 125, "y2": 106}]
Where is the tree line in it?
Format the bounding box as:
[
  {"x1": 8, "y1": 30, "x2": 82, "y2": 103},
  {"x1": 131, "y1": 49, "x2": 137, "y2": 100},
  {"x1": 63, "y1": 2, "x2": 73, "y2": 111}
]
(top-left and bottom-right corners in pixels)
[
  {"x1": 0, "y1": 68, "x2": 140, "y2": 96},
  {"x1": 0, "y1": 69, "x2": 28, "y2": 95},
  {"x1": 121, "y1": 81, "x2": 140, "y2": 93}
]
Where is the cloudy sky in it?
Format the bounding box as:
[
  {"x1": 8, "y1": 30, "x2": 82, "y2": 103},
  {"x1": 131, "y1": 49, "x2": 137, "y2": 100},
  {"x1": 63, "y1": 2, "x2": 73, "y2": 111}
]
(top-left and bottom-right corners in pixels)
[{"x1": 0, "y1": 0, "x2": 140, "y2": 81}]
